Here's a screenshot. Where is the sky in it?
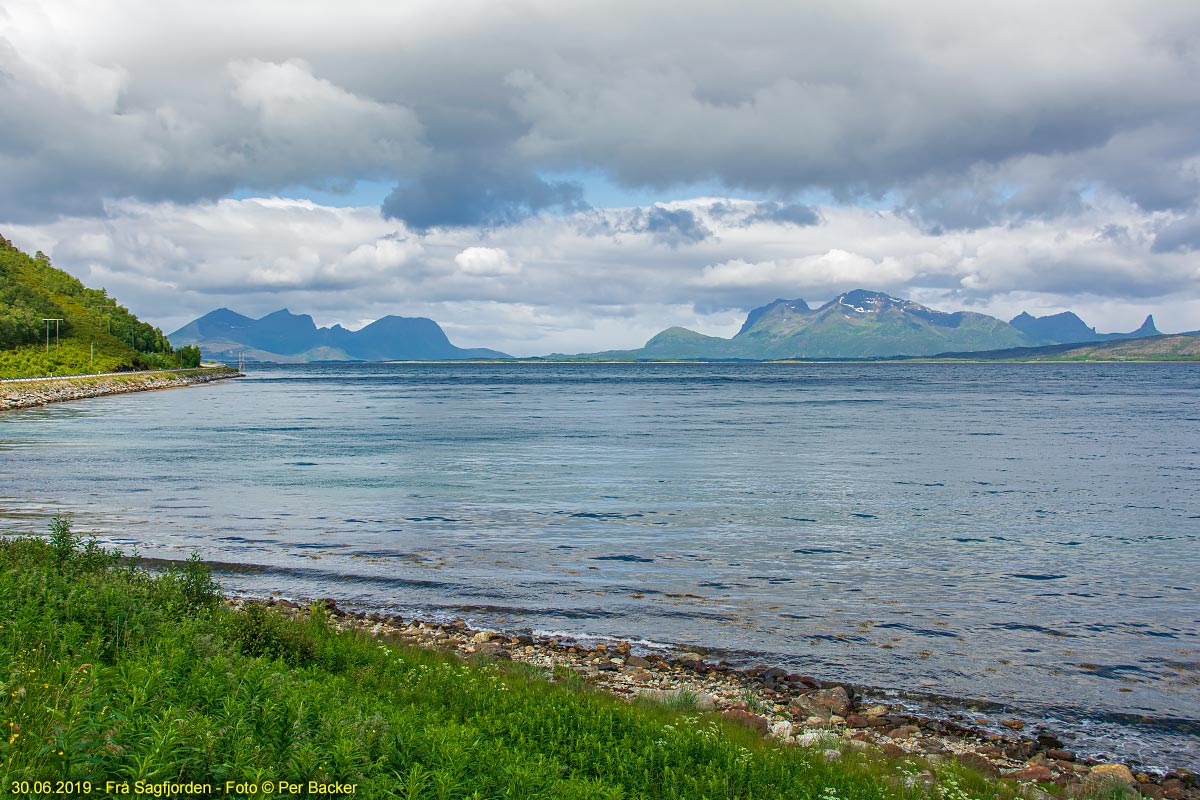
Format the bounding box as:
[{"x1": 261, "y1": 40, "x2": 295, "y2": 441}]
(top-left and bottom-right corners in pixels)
[{"x1": 2, "y1": 1, "x2": 1199, "y2": 356}]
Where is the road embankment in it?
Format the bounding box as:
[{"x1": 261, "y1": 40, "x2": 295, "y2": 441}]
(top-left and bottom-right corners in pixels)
[{"x1": 1, "y1": 366, "x2": 241, "y2": 411}]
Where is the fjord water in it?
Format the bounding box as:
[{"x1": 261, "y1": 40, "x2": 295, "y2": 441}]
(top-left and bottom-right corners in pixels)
[{"x1": 2, "y1": 363, "x2": 1198, "y2": 768}]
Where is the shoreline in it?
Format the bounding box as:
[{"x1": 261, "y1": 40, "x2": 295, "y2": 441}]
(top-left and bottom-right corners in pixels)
[
  {"x1": 0, "y1": 366, "x2": 242, "y2": 411},
  {"x1": 226, "y1": 590, "x2": 1199, "y2": 796}
]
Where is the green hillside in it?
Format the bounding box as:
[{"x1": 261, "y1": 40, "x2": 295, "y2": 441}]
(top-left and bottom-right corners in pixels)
[
  {"x1": 923, "y1": 332, "x2": 1200, "y2": 362},
  {"x1": 0, "y1": 235, "x2": 197, "y2": 378}
]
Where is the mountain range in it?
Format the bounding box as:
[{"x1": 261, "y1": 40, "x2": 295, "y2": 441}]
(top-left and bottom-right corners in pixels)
[
  {"x1": 567, "y1": 290, "x2": 1161, "y2": 360},
  {"x1": 174, "y1": 290, "x2": 1169, "y2": 363},
  {"x1": 168, "y1": 308, "x2": 510, "y2": 362}
]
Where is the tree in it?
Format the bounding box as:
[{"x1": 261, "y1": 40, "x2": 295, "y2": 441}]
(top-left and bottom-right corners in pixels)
[{"x1": 178, "y1": 345, "x2": 202, "y2": 368}]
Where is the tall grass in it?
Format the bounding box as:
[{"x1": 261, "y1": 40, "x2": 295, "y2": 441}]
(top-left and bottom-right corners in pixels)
[{"x1": 0, "y1": 521, "x2": 1036, "y2": 799}]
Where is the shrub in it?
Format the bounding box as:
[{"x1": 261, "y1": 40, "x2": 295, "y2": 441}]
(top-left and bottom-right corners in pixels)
[
  {"x1": 177, "y1": 552, "x2": 222, "y2": 610},
  {"x1": 47, "y1": 515, "x2": 80, "y2": 563},
  {"x1": 228, "y1": 601, "x2": 320, "y2": 666}
]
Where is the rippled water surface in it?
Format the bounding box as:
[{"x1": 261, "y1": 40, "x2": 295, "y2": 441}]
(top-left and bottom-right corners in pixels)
[{"x1": 2, "y1": 363, "x2": 1198, "y2": 768}]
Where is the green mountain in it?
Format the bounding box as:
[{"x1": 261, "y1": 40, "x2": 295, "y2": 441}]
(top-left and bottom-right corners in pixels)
[
  {"x1": 566, "y1": 290, "x2": 1163, "y2": 360},
  {"x1": 1009, "y1": 310, "x2": 1159, "y2": 343},
  {"x1": 0, "y1": 235, "x2": 187, "y2": 378},
  {"x1": 169, "y1": 307, "x2": 511, "y2": 362},
  {"x1": 919, "y1": 332, "x2": 1200, "y2": 361}
]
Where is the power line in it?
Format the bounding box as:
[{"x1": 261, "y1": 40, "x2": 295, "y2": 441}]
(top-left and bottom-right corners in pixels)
[{"x1": 42, "y1": 318, "x2": 64, "y2": 351}]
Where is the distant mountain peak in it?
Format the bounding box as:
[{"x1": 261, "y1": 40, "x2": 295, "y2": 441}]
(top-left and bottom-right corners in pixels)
[
  {"x1": 261, "y1": 307, "x2": 312, "y2": 321},
  {"x1": 835, "y1": 289, "x2": 894, "y2": 303},
  {"x1": 1011, "y1": 309, "x2": 1158, "y2": 344},
  {"x1": 198, "y1": 307, "x2": 254, "y2": 324},
  {"x1": 737, "y1": 298, "x2": 810, "y2": 335},
  {"x1": 588, "y1": 288, "x2": 1168, "y2": 361},
  {"x1": 1135, "y1": 314, "x2": 1159, "y2": 335},
  {"x1": 829, "y1": 289, "x2": 920, "y2": 314},
  {"x1": 170, "y1": 307, "x2": 510, "y2": 361}
]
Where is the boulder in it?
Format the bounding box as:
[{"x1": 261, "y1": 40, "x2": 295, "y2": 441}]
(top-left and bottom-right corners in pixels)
[
  {"x1": 721, "y1": 709, "x2": 769, "y2": 734},
  {"x1": 1091, "y1": 764, "x2": 1137, "y2": 786},
  {"x1": 790, "y1": 695, "x2": 827, "y2": 718},
  {"x1": 472, "y1": 643, "x2": 511, "y2": 661},
  {"x1": 1037, "y1": 733, "x2": 1065, "y2": 749},
  {"x1": 1006, "y1": 765, "x2": 1053, "y2": 783},
  {"x1": 888, "y1": 725, "x2": 920, "y2": 739},
  {"x1": 810, "y1": 687, "x2": 851, "y2": 716},
  {"x1": 790, "y1": 686, "x2": 850, "y2": 718},
  {"x1": 769, "y1": 720, "x2": 794, "y2": 740}
]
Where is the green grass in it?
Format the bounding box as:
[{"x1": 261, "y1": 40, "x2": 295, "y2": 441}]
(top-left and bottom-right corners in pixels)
[{"x1": 0, "y1": 521, "x2": 1058, "y2": 799}]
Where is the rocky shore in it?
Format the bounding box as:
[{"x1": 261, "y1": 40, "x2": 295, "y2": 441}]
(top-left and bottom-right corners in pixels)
[
  {"x1": 236, "y1": 595, "x2": 1198, "y2": 799},
  {"x1": 1, "y1": 367, "x2": 240, "y2": 411}
]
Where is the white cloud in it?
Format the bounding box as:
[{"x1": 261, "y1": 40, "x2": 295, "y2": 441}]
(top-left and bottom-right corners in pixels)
[
  {"x1": 227, "y1": 58, "x2": 427, "y2": 182},
  {"x1": 454, "y1": 247, "x2": 520, "y2": 276},
  {"x1": 5, "y1": 195, "x2": 1198, "y2": 356},
  {"x1": 696, "y1": 250, "x2": 906, "y2": 291}
]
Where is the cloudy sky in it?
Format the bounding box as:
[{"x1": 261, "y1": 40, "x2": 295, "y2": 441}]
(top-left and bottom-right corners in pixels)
[{"x1": 2, "y1": 0, "x2": 1199, "y2": 355}]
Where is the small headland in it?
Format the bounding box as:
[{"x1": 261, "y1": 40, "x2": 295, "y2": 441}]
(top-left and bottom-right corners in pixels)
[{"x1": 0, "y1": 365, "x2": 241, "y2": 412}]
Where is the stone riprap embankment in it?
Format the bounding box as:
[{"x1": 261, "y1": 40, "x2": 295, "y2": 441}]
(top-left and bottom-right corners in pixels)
[
  {"x1": 236, "y1": 596, "x2": 1200, "y2": 800},
  {"x1": 1, "y1": 368, "x2": 241, "y2": 411}
]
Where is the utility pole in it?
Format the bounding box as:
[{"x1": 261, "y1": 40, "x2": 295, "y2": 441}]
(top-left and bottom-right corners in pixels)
[{"x1": 43, "y1": 318, "x2": 63, "y2": 352}]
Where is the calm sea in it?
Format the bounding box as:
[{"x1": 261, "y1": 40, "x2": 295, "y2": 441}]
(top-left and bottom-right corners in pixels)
[{"x1": 2, "y1": 363, "x2": 1198, "y2": 768}]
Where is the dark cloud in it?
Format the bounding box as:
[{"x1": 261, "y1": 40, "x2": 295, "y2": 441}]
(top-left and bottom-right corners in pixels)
[
  {"x1": 747, "y1": 201, "x2": 820, "y2": 226},
  {"x1": 635, "y1": 206, "x2": 712, "y2": 246},
  {"x1": 1096, "y1": 223, "x2": 1133, "y2": 245},
  {"x1": 3, "y1": 2, "x2": 1200, "y2": 226},
  {"x1": 897, "y1": 184, "x2": 1004, "y2": 233},
  {"x1": 706, "y1": 200, "x2": 819, "y2": 227},
  {"x1": 1152, "y1": 215, "x2": 1200, "y2": 253},
  {"x1": 381, "y1": 161, "x2": 587, "y2": 230},
  {"x1": 0, "y1": 48, "x2": 426, "y2": 221}
]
